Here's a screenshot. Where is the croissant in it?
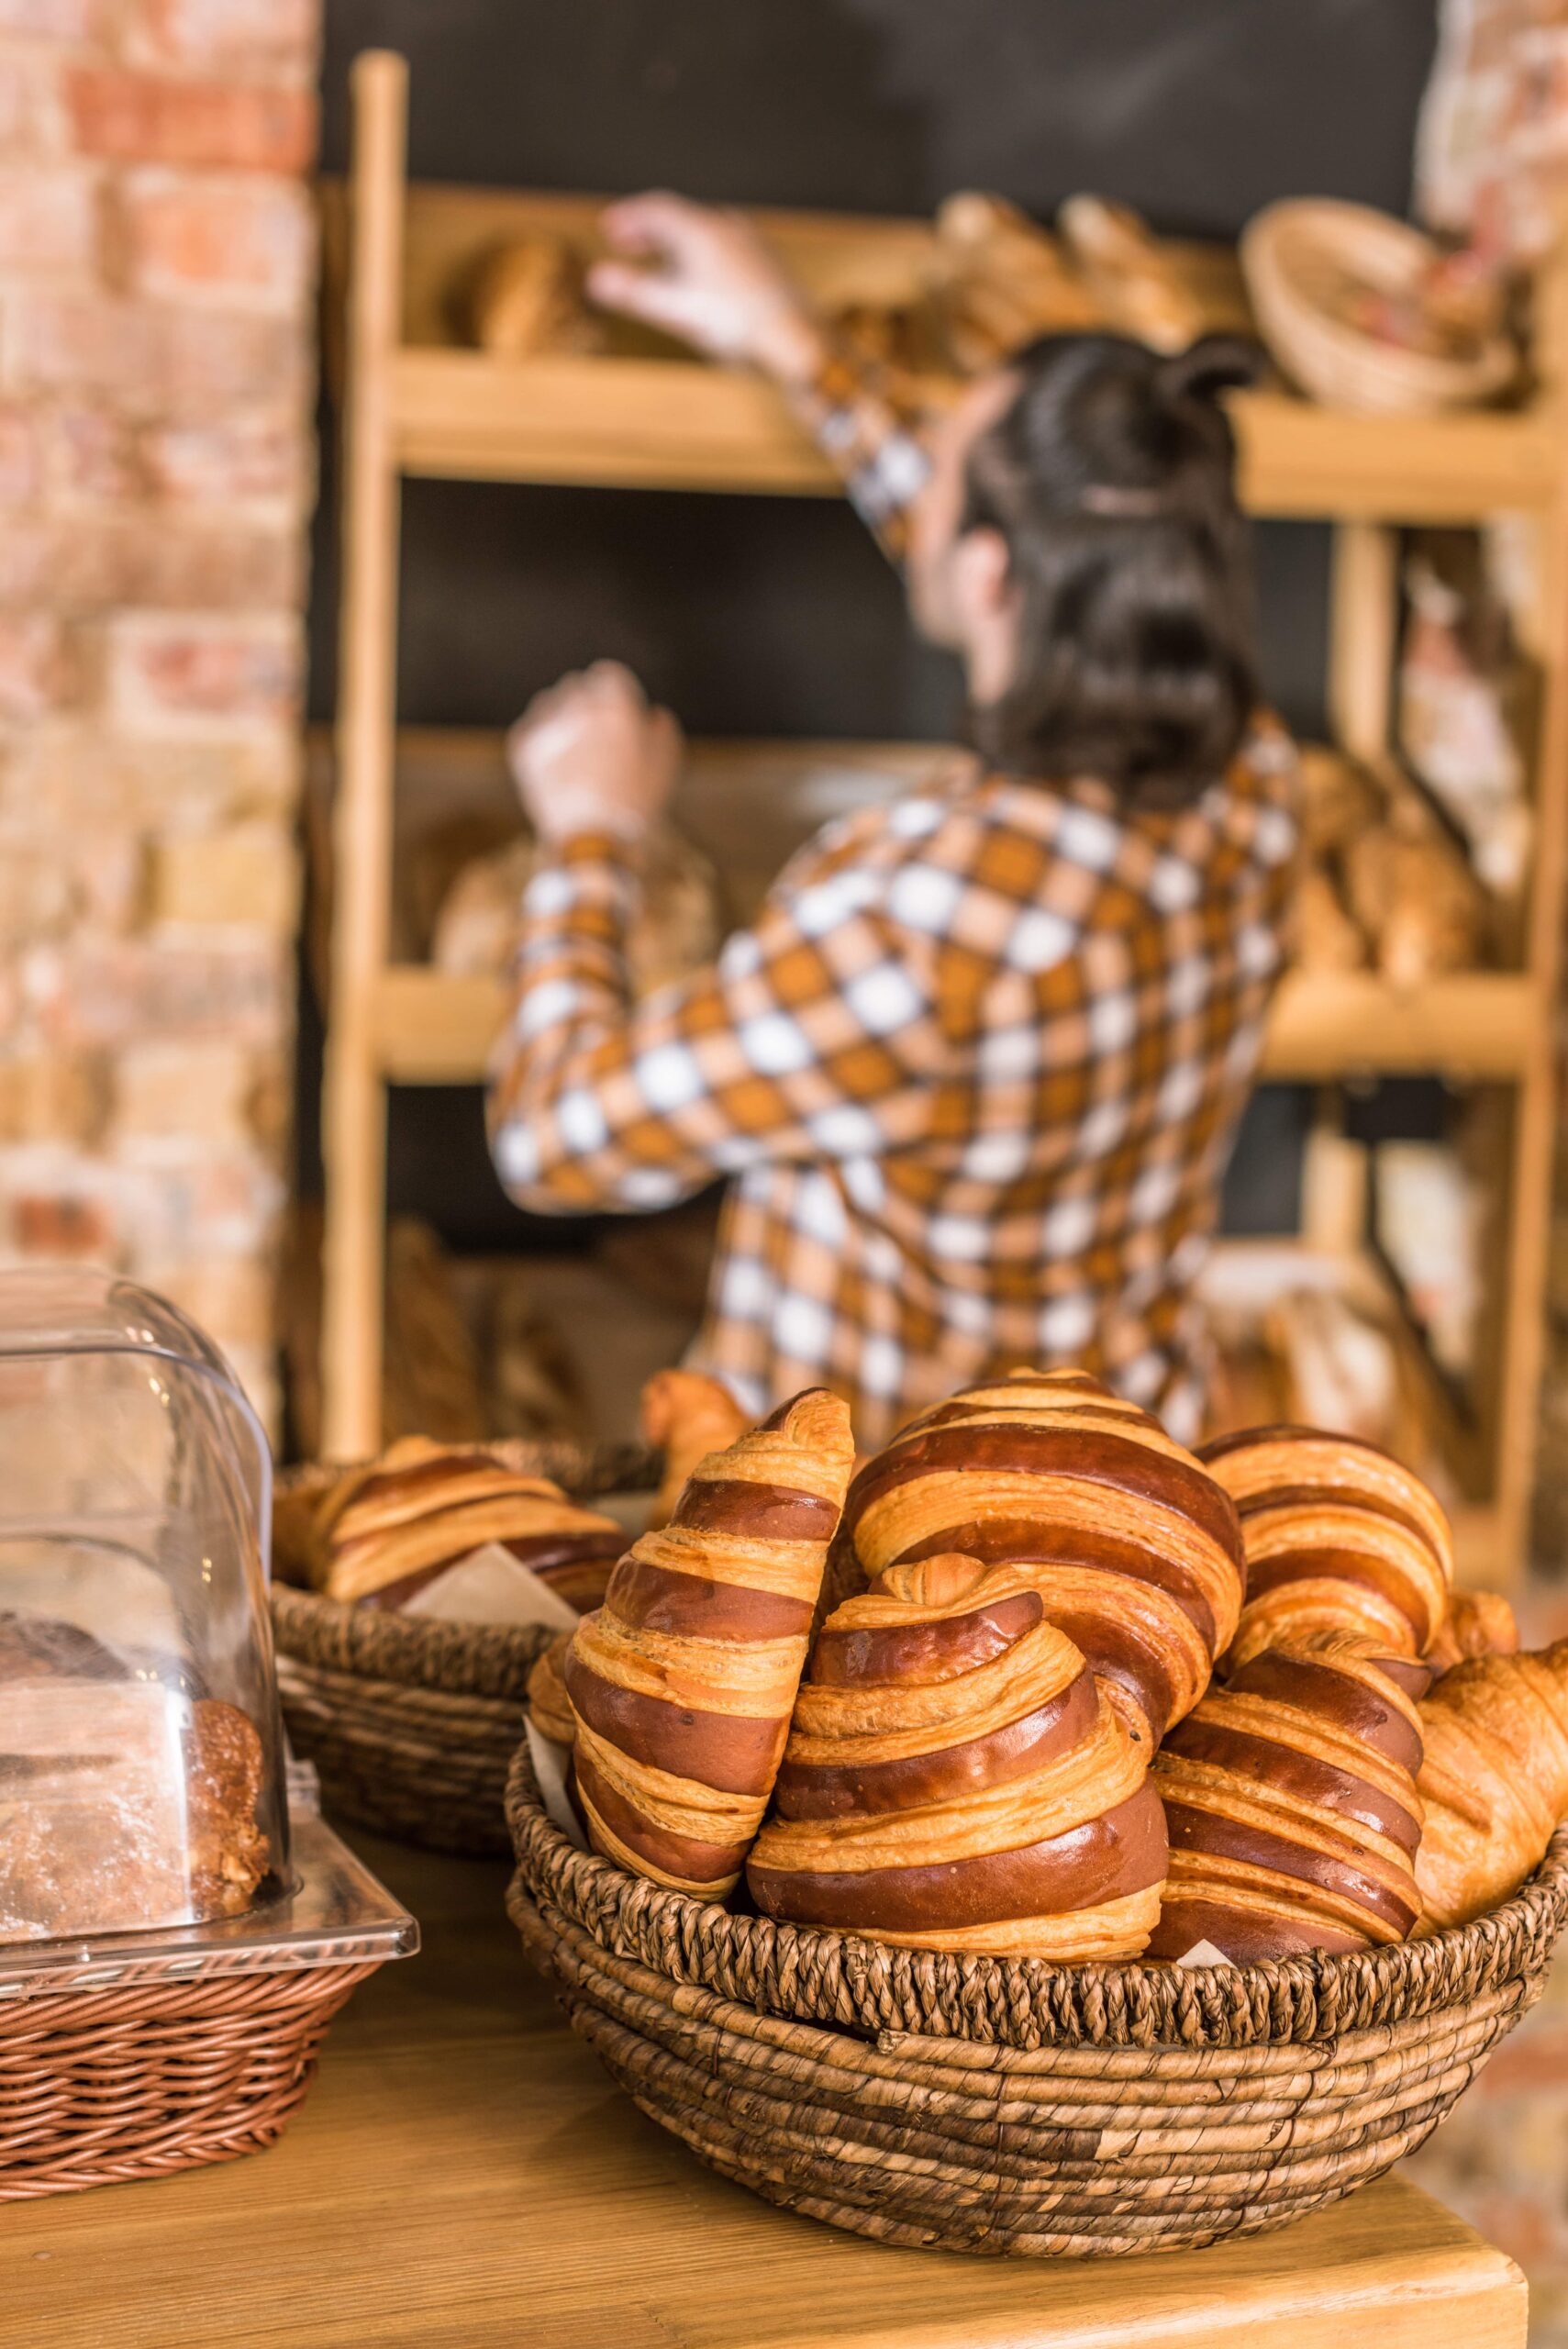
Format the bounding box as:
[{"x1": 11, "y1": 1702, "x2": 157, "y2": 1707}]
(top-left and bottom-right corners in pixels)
[
  {"x1": 309, "y1": 1436, "x2": 626, "y2": 1610},
  {"x1": 564, "y1": 1388, "x2": 854, "y2": 1897},
  {"x1": 639, "y1": 1369, "x2": 751, "y2": 1530},
  {"x1": 747, "y1": 1553, "x2": 1166, "y2": 1959},
  {"x1": 1415, "y1": 1642, "x2": 1568, "y2": 1929},
  {"x1": 1150, "y1": 1638, "x2": 1426, "y2": 1959},
  {"x1": 1423, "y1": 1587, "x2": 1519, "y2": 1676},
  {"x1": 527, "y1": 1632, "x2": 575, "y2": 1748},
  {"x1": 841, "y1": 1367, "x2": 1245, "y2": 1746},
  {"x1": 1200, "y1": 1426, "x2": 1452, "y2": 1671}
]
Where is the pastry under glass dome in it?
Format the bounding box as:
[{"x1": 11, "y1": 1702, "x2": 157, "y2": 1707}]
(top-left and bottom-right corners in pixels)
[{"x1": 0, "y1": 1265, "x2": 290, "y2": 1943}]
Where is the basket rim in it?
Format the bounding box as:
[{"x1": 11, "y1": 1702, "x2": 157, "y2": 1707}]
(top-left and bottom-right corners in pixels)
[
  {"x1": 506, "y1": 1742, "x2": 1568, "y2": 2051},
  {"x1": 271, "y1": 1438, "x2": 660, "y2": 1700}
]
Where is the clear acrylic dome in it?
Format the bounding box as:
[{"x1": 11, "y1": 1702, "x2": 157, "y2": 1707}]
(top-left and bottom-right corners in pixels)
[{"x1": 0, "y1": 1265, "x2": 290, "y2": 1943}]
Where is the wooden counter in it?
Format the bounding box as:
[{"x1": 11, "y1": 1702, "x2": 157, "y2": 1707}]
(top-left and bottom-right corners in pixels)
[{"x1": 2, "y1": 1833, "x2": 1528, "y2": 2349}]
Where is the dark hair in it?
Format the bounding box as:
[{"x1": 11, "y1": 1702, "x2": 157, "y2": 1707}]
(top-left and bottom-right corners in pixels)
[{"x1": 960, "y1": 331, "x2": 1264, "y2": 807}]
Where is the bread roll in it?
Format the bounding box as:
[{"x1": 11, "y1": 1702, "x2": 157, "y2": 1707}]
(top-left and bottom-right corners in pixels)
[
  {"x1": 842, "y1": 1367, "x2": 1245, "y2": 1746},
  {"x1": 1424, "y1": 1587, "x2": 1519, "y2": 1676},
  {"x1": 1151, "y1": 1639, "x2": 1426, "y2": 1959},
  {"x1": 748, "y1": 1553, "x2": 1165, "y2": 1958},
  {"x1": 1416, "y1": 1642, "x2": 1568, "y2": 1928},
  {"x1": 1201, "y1": 1426, "x2": 1452, "y2": 1671},
  {"x1": 310, "y1": 1437, "x2": 625, "y2": 1612},
  {"x1": 639, "y1": 1369, "x2": 751, "y2": 1530},
  {"x1": 527, "y1": 1632, "x2": 576, "y2": 1749},
  {"x1": 564, "y1": 1389, "x2": 854, "y2": 1897}
]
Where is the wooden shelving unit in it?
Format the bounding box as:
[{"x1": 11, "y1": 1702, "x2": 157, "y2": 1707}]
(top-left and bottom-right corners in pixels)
[{"x1": 324, "y1": 49, "x2": 1568, "y2": 1586}]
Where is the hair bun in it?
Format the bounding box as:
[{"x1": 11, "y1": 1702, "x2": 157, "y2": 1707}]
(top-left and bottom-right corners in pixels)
[{"x1": 1156, "y1": 332, "x2": 1267, "y2": 409}]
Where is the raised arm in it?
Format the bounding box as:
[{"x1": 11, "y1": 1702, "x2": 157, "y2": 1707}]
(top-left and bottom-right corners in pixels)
[
  {"x1": 587, "y1": 193, "x2": 930, "y2": 566},
  {"x1": 485, "y1": 664, "x2": 951, "y2": 1214}
]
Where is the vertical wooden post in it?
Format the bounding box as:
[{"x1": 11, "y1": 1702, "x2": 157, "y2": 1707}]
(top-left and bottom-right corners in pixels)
[
  {"x1": 1328, "y1": 520, "x2": 1401, "y2": 762},
  {"x1": 321, "y1": 49, "x2": 406, "y2": 1462},
  {"x1": 1493, "y1": 228, "x2": 1568, "y2": 1576}
]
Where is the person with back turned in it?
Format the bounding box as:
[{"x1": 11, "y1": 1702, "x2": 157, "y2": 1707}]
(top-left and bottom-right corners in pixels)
[{"x1": 486, "y1": 196, "x2": 1298, "y2": 1446}]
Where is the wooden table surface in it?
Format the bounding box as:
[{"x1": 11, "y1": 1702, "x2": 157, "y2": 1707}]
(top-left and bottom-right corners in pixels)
[{"x1": 2, "y1": 1831, "x2": 1528, "y2": 2349}]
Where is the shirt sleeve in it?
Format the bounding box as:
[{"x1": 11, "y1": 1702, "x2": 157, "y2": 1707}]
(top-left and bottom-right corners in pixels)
[
  {"x1": 784, "y1": 340, "x2": 933, "y2": 569},
  {"x1": 485, "y1": 827, "x2": 952, "y2": 1217}
]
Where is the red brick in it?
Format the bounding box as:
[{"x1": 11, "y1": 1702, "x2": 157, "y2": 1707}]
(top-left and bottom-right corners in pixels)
[
  {"x1": 117, "y1": 169, "x2": 312, "y2": 311},
  {"x1": 0, "y1": 616, "x2": 74, "y2": 716},
  {"x1": 6, "y1": 289, "x2": 307, "y2": 417},
  {"x1": 12, "y1": 1189, "x2": 113, "y2": 1259},
  {"x1": 0, "y1": 0, "x2": 102, "y2": 39},
  {"x1": 141, "y1": 410, "x2": 306, "y2": 508},
  {"x1": 110, "y1": 1038, "x2": 260, "y2": 1141},
  {"x1": 0, "y1": 837, "x2": 76, "y2": 946},
  {"x1": 0, "y1": 406, "x2": 39, "y2": 503},
  {"x1": 0, "y1": 56, "x2": 68, "y2": 154},
  {"x1": 106, "y1": 613, "x2": 301, "y2": 731},
  {"x1": 127, "y1": 0, "x2": 317, "y2": 77},
  {"x1": 0, "y1": 167, "x2": 98, "y2": 275},
  {"x1": 65, "y1": 68, "x2": 316, "y2": 174},
  {"x1": 149, "y1": 820, "x2": 297, "y2": 930},
  {"x1": 0, "y1": 724, "x2": 299, "y2": 830},
  {"x1": 46, "y1": 406, "x2": 140, "y2": 501},
  {"x1": 0, "y1": 1048, "x2": 105, "y2": 1145},
  {"x1": 0, "y1": 511, "x2": 301, "y2": 610},
  {"x1": 44, "y1": 935, "x2": 289, "y2": 1046}
]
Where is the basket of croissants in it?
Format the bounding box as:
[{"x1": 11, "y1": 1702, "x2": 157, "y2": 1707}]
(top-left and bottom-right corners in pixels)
[
  {"x1": 269, "y1": 1375, "x2": 749, "y2": 1854},
  {"x1": 505, "y1": 1367, "x2": 1568, "y2": 2258}
]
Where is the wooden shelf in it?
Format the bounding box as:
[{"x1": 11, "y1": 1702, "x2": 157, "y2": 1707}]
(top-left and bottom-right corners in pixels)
[
  {"x1": 320, "y1": 175, "x2": 1565, "y2": 520},
  {"x1": 389, "y1": 349, "x2": 1561, "y2": 520},
  {"x1": 366, "y1": 962, "x2": 1535, "y2": 1088}
]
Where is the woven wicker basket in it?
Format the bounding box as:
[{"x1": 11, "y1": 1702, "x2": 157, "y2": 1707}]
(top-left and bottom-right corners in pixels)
[
  {"x1": 272, "y1": 1441, "x2": 656, "y2": 1856},
  {"x1": 1240, "y1": 199, "x2": 1516, "y2": 417},
  {"x1": 507, "y1": 1744, "x2": 1568, "y2": 2256}
]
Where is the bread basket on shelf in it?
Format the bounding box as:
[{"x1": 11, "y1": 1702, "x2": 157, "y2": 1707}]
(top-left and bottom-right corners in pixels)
[
  {"x1": 272, "y1": 1441, "x2": 658, "y2": 1856},
  {"x1": 506, "y1": 1749, "x2": 1568, "y2": 2258},
  {"x1": 1240, "y1": 199, "x2": 1516, "y2": 417}
]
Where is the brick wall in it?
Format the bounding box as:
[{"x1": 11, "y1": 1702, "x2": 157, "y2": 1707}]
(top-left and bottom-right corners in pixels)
[{"x1": 0, "y1": 0, "x2": 319, "y2": 1433}]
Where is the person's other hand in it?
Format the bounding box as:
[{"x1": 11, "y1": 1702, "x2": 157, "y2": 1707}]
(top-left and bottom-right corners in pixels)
[
  {"x1": 588, "y1": 193, "x2": 824, "y2": 383},
  {"x1": 506, "y1": 662, "x2": 684, "y2": 845}
]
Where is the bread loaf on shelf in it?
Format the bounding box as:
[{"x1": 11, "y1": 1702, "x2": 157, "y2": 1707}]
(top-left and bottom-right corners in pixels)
[
  {"x1": 1416, "y1": 1642, "x2": 1568, "y2": 1928},
  {"x1": 308, "y1": 1437, "x2": 626, "y2": 1612},
  {"x1": 747, "y1": 1553, "x2": 1167, "y2": 1958},
  {"x1": 1200, "y1": 1426, "x2": 1453, "y2": 1671},
  {"x1": 1151, "y1": 1638, "x2": 1426, "y2": 1959},
  {"x1": 464, "y1": 233, "x2": 599, "y2": 357},
  {"x1": 841, "y1": 1368, "x2": 1245, "y2": 1746},
  {"x1": 563, "y1": 1388, "x2": 854, "y2": 1897},
  {"x1": 639, "y1": 1369, "x2": 751, "y2": 1530}
]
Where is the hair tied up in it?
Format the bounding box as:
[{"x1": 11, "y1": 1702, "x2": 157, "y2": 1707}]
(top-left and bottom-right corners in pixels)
[{"x1": 1156, "y1": 332, "x2": 1267, "y2": 409}]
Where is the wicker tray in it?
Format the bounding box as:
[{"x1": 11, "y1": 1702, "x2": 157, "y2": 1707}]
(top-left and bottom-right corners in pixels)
[
  {"x1": 506, "y1": 1744, "x2": 1568, "y2": 2257},
  {"x1": 272, "y1": 1441, "x2": 656, "y2": 1856},
  {"x1": 1, "y1": 1807, "x2": 415, "y2": 2200}
]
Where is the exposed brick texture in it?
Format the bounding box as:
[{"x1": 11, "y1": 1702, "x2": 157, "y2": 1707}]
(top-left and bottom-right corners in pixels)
[{"x1": 0, "y1": 0, "x2": 318, "y2": 1438}]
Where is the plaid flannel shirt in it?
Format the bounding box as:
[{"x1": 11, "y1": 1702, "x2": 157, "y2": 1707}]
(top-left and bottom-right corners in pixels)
[{"x1": 487, "y1": 347, "x2": 1300, "y2": 1446}]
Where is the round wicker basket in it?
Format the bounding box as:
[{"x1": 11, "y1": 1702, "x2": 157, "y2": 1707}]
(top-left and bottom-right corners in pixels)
[
  {"x1": 506, "y1": 1744, "x2": 1568, "y2": 2257},
  {"x1": 1240, "y1": 199, "x2": 1516, "y2": 417},
  {"x1": 271, "y1": 1441, "x2": 656, "y2": 1857}
]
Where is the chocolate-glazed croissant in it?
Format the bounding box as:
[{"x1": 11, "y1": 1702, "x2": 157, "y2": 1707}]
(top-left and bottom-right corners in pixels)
[
  {"x1": 841, "y1": 1368, "x2": 1244, "y2": 1745},
  {"x1": 1150, "y1": 1639, "x2": 1426, "y2": 1960},
  {"x1": 1416, "y1": 1642, "x2": 1568, "y2": 1929},
  {"x1": 1200, "y1": 1427, "x2": 1452, "y2": 1672},
  {"x1": 310, "y1": 1436, "x2": 626, "y2": 1610},
  {"x1": 564, "y1": 1388, "x2": 854, "y2": 1898},
  {"x1": 639, "y1": 1369, "x2": 751, "y2": 1530},
  {"x1": 747, "y1": 1553, "x2": 1166, "y2": 1958}
]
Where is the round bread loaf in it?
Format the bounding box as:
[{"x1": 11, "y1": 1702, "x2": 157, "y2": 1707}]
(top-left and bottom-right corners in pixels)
[
  {"x1": 310, "y1": 1436, "x2": 626, "y2": 1610},
  {"x1": 747, "y1": 1552, "x2": 1167, "y2": 1959},
  {"x1": 1200, "y1": 1425, "x2": 1452, "y2": 1671},
  {"x1": 564, "y1": 1388, "x2": 855, "y2": 1898},
  {"x1": 841, "y1": 1367, "x2": 1244, "y2": 1745},
  {"x1": 1150, "y1": 1637, "x2": 1426, "y2": 1960}
]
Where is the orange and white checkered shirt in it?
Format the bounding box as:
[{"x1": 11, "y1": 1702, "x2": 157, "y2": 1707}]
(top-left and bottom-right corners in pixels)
[{"x1": 487, "y1": 350, "x2": 1300, "y2": 1447}]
